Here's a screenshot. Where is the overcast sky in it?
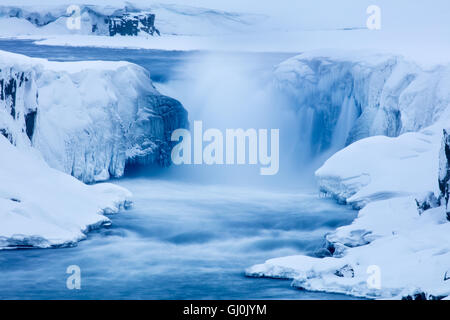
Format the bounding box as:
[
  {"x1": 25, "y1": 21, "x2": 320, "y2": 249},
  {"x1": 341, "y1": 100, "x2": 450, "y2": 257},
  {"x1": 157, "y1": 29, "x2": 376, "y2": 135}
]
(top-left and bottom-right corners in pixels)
[
  {"x1": 4, "y1": 0, "x2": 450, "y2": 37},
  {"x1": 6, "y1": 0, "x2": 449, "y2": 30}
]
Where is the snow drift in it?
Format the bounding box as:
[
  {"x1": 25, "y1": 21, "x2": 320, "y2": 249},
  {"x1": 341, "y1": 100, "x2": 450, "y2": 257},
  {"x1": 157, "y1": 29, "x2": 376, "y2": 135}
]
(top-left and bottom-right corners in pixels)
[
  {"x1": 0, "y1": 50, "x2": 188, "y2": 183},
  {"x1": 248, "y1": 125, "x2": 450, "y2": 299},
  {"x1": 0, "y1": 134, "x2": 132, "y2": 249},
  {"x1": 247, "y1": 51, "x2": 450, "y2": 299}
]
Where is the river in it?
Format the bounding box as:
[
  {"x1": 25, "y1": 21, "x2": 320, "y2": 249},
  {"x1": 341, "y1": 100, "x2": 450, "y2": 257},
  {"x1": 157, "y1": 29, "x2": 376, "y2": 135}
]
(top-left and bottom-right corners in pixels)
[{"x1": 0, "y1": 40, "x2": 358, "y2": 299}]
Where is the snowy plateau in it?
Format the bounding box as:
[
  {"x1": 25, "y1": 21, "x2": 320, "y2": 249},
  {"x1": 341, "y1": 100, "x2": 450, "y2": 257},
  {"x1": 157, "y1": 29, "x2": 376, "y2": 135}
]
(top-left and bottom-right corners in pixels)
[{"x1": 0, "y1": 50, "x2": 187, "y2": 248}]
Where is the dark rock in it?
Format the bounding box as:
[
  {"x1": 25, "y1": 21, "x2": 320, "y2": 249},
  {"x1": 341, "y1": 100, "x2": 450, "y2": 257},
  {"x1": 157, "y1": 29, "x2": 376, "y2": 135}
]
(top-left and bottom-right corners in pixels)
[
  {"x1": 439, "y1": 129, "x2": 450, "y2": 221},
  {"x1": 0, "y1": 128, "x2": 12, "y2": 143},
  {"x1": 4, "y1": 77, "x2": 17, "y2": 118},
  {"x1": 0, "y1": 69, "x2": 38, "y2": 145},
  {"x1": 314, "y1": 247, "x2": 332, "y2": 258},
  {"x1": 24, "y1": 110, "x2": 37, "y2": 141},
  {"x1": 402, "y1": 292, "x2": 445, "y2": 300},
  {"x1": 108, "y1": 12, "x2": 160, "y2": 36},
  {"x1": 415, "y1": 191, "x2": 439, "y2": 215},
  {"x1": 334, "y1": 264, "x2": 354, "y2": 278},
  {"x1": 402, "y1": 292, "x2": 427, "y2": 300}
]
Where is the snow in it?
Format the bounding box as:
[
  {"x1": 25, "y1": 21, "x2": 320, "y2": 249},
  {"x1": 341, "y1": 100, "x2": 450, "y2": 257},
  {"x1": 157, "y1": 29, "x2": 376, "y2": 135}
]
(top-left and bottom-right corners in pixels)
[
  {"x1": 0, "y1": 50, "x2": 188, "y2": 183},
  {"x1": 1, "y1": 0, "x2": 450, "y2": 299},
  {"x1": 316, "y1": 130, "x2": 440, "y2": 208},
  {"x1": 0, "y1": 48, "x2": 187, "y2": 247},
  {"x1": 1, "y1": 1, "x2": 450, "y2": 63},
  {"x1": 0, "y1": 2, "x2": 266, "y2": 37},
  {"x1": 272, "y1": 50, "x2": 450, "y2": 157},
  {"x1": 248, "y1": 125, "x2": 450, "y2": 299},
  {"x1": 0, "y1": 134, "x2": 132, "y2": 249},
  {"x1": 247, "y1": 50, "x2": 450, "y2": 299}
]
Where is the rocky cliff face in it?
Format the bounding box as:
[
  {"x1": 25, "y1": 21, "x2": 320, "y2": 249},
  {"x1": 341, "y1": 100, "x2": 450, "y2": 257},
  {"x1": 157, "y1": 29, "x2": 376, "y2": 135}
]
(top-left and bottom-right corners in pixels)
[
  {"x1": 0, "y1": 51, "x2": 188, "y2": 184},
  {"x1": 274, "y1": 51, "x2": 450, "y2": 157},
  {"x1": 0, "y1": 5, "x2": 161, "y2": 37},
  {"x1": 0, "y1": 66, "x2": 38, "y2": 147},
  {"x1": 108, "y1": 12, "x2": 160, "y2": 36},
  {"x1": 439, "y1": 129, "x2": 450, "y2": 221}
]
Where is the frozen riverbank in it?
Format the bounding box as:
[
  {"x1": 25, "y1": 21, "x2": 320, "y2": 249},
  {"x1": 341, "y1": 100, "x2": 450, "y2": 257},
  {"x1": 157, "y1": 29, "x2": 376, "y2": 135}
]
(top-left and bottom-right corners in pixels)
[
  {"x1": 247, "y1": 51, "x2": 450, "y2": 299},
  {"x1": 0, "y1": 178, "x2": 359, "y2": 299}
]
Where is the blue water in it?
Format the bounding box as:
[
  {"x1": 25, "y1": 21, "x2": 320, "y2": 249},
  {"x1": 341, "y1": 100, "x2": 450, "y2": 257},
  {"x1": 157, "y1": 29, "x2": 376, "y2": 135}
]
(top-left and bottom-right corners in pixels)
[
  {"x1": 0, "y1": 179, "x2": 357, "y2": 299},
  {"x1": 0, "y1": 40, "x2": 359, "y2": 299},
  {"x1": 0, "y1": 39, "x2": 292, "y2": 82}
]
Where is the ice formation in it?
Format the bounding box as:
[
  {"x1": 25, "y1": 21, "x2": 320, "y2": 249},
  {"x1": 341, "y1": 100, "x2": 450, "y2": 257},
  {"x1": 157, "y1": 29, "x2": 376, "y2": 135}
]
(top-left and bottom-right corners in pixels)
[
  {"x1": 0, "y1": 49, "x2": 187, "y2": 248},
  {"x1": 0, "y1": 134, "x2": 132, "y2": 249},
  {"x1": 0, "y1": 50, "x2": 188, "y2": 183},
  {"x1": 248, "y1": 51, "x2": 450, "y2": 299},
  {"x1": 273, "y1": 50, "x2": 450, "y2": 156}
]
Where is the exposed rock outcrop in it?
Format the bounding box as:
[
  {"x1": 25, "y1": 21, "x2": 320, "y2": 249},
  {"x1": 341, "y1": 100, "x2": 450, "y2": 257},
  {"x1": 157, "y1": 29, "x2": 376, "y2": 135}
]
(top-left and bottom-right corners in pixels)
[
  {"x1": 0, "y1": 67, "x2": 38, "y2": 147},
  {"x1": 108, "y1": 12, "x2": 160, "y2": 36},
  {"x1": 439, "y1": 129, "x2": 450, "y2": 221}
]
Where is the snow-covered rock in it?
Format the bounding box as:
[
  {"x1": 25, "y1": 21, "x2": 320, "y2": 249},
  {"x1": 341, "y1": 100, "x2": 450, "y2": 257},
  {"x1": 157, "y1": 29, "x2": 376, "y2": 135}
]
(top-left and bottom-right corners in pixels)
[
  {"x1": 274, "y1": 50, "x2": 450, "y2": 156},
  {"x1": 0, "y1": 134, "x2": 132, "y2": 249},
  {"x1": 248, "y1": 50, "x2": 450, "y2": 299},
  {"x1": 0, "y1": 49, "x2": 188, "y2": 248},
  {"x1": 0, "y1": 50, "x2": 188, "y2": 183},
  {"x1": 0, "y1": 2, "x2": 264, "y2": 38},
  {"x1": 315, "y1": 129, "x2": 441, "y2": 209},
  {"x1": 439, "y1": 129, "x2": 450, "y2": 221},
  {"x1": 247, "y1": 126, "x2": 450, "y2": 299}
]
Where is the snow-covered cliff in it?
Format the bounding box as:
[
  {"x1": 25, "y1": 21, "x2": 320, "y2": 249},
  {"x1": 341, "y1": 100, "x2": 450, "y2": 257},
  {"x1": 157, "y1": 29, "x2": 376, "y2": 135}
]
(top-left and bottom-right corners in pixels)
[
  {"x1": 0, "y1": 134, "x2": 132, "y2": 249},
  {"x1": 248, "y1": 51, "x2": 450, "y2": 299},
  {"x1": 0, "y1": 50, "x2": 188, "y2": 183},
  {"x1": 0, "y1": 49, "x2": 187, "y2": 248},
  {"x1": 274, "y1": 50, "x2": 450, "y2": 156}
]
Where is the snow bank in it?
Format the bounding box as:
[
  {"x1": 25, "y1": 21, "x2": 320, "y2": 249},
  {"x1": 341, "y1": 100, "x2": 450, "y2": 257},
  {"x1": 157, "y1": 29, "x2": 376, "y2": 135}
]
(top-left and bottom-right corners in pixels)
[
  {"x1": 0, "y1": 50, "x2": 188, "y2": 183},
  {"x1": 274, "y1": 50, "x2": 450, "y2": 156},
  {"x1": 0, "y1": 134, "x2": 132, "y2": 249},
  {"x1": 316, "y1": 129, "x2": 440, "y2": 208},
  {"x1": 247, "y1": 51, "x2": 450, "y2": 299},
  {"x1": 0, "y1": 49, "x2": 189, "y2": 247},
  {"x1": 248, "y1": 125, "x2": 450, "y2": 299}
]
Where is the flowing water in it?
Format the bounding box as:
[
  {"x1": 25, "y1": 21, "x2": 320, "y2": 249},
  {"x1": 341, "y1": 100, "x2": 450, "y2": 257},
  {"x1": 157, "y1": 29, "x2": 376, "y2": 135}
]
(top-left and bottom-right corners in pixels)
[{"x1": 0, "y1": 40, "x2": 359, "y2": 299}]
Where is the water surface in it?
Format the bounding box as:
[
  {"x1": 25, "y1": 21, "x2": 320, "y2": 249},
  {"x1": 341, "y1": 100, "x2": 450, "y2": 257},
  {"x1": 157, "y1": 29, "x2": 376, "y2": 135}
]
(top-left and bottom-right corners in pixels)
[
  {"x1": 0, "y1": 179, "x2": 357, "y2": 299},
  {"x1": 0, "y1": 40, "x2": 358, "y2": 299}
]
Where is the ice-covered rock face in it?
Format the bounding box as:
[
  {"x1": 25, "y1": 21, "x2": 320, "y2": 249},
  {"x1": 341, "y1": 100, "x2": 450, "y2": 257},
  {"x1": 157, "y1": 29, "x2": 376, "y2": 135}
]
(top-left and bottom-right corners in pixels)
[
  {"x1": 0, "y1": 132, "x2": 132, "y2": 249},
  {"x1": 0, "y1": 50, "x2": 188, "y2": 183},
  {"x1": 0, "y1": 66, "x2": 38, "y2": 147},
  {"x1": 248, "y1": 126, "x2": 450, "y2": 299},
  {"x1": 439, "y1": 129, "x2": 450, "y2": 221},
  {"x1": 274, "y1": 51, "x2": 450, "y2": 156},
  {"x1": 249, "y1": 51, "x2": 450, "y2": 298}
]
